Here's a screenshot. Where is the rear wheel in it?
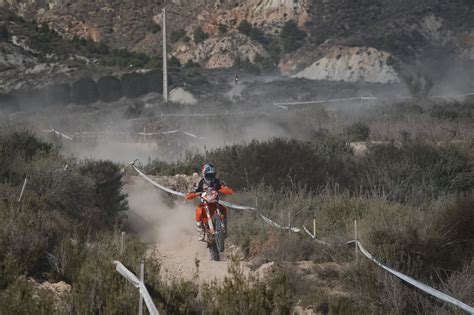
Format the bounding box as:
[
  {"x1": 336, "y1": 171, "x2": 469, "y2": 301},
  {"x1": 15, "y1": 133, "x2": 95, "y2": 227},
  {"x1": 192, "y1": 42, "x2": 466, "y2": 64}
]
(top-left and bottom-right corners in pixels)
[{"x1": 214, "y1": 215, "x2": 225, "y2": 253}]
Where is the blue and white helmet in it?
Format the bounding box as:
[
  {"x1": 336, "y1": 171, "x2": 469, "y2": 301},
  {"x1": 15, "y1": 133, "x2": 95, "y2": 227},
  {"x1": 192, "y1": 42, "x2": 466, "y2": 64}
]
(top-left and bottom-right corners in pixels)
[{"x1": 202, "y1": 163, "x2": 216, "y2": 183}]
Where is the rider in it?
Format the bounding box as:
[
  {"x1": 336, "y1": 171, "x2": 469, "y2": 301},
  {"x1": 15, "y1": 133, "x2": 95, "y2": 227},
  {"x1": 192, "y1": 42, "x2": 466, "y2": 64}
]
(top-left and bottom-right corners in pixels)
[{"x1": 185, "y1": 163, "x2": 233, "y2": 241}]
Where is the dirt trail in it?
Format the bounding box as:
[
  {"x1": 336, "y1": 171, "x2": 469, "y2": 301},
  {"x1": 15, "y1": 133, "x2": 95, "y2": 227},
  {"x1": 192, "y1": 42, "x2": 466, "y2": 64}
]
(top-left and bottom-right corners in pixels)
[{"x1": 125, "y1": 177, "x2": 248, "y2": 282}]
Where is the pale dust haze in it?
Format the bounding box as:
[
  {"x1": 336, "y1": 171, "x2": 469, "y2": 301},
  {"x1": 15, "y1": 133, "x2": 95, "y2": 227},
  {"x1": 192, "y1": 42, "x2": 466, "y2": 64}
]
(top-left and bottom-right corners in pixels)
[{"x1": 125, "y1": 176, "x2": 244, "y2": 282}]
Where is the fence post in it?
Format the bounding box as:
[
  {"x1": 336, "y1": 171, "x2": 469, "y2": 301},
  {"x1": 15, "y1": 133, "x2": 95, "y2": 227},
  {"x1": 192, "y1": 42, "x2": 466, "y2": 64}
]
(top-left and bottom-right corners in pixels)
[
  {"x1": 18, "y1": 176, "x2": 27, "y2": 202},
  {"x1": 354, "y1": 220, "x2": 359, "y2": 264},
  {"x1": 121, "y1": 232, "x2": 125, "y2": 255},
  {"x1": 138, "y1": 261, "x2": 144, "y2": 315},
  {"x1": 312, "y1": 219, "x2": 316, "y2": 239}
]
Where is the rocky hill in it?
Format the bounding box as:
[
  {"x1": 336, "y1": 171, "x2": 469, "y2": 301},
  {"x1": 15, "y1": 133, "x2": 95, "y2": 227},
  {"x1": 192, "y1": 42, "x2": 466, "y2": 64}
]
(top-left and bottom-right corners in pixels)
[{"x1": 0, "y1": 0, "x2": 473, "y2": 85}]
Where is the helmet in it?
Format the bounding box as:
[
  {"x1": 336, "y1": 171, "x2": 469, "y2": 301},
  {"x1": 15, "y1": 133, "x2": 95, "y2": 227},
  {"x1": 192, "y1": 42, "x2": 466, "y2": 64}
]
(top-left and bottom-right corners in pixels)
[{"x1": 202, "y1": 163, "x2": 216, "y2": 182}]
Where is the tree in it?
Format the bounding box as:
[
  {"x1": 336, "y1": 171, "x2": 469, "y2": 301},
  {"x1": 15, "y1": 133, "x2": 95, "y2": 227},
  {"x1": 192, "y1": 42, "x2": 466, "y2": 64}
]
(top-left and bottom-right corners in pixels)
[
  {"x1": 170, "y1": 29, "x2": 186, "y2": 43},
  {"x1": 280, "y1": 20, "x2": 306, "y2": 53},
  {"x1": 169, "y1": 55, "x2": 181, "y2": 68},
  {"x1": 238, "y1": 20, "x2": 252, "y2": 36},
  {"x1": 0, "y1": 24, "x2": 9, "y2": 42},
  {"x1": 70, "y1": 77, "x2": 99, "y2": 105},
  {"x1": 194, "y1": 26, "x2": 209, "y2": 44},
  {"x1": 218, "y1": 24, "x2": 227, "y2": 34},
  {"x1": 97, "y1": 76, "x2": 122, "y2": 102},
  {"x1": 250, "y1": 27, "x2": 267, "y2": 45}
]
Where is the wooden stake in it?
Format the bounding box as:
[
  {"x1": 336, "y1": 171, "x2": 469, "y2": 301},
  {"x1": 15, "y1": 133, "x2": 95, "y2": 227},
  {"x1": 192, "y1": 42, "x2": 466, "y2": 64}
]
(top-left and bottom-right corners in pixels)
[
  {"x1": 313, "y1": 219, "x2": 316, "y2": 239},
  {"x1": 354, "y1": 220, "x2": 359, "y2": 264},
  {"x1": 121, "y1": 231, "x2": 125, "y2": 255},
  {"x1": 18, "y1": 177, "x2": 27, "y2": 202},
  {"x1": 138, "y1": 261, "x2": 144, "y2": 315}
]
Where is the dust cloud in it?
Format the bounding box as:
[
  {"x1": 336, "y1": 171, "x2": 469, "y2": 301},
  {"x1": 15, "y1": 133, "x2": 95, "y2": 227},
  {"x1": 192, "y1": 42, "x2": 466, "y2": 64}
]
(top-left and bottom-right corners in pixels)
[{"x1": 125, "y1": 177, "x2": 241, "y2": 281}]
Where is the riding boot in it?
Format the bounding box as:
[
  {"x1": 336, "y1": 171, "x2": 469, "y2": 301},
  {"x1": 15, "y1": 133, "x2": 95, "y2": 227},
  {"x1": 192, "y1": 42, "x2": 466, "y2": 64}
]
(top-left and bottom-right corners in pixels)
[{"x1": 196, "y1": 222, "x2": 205, "y2": 241}]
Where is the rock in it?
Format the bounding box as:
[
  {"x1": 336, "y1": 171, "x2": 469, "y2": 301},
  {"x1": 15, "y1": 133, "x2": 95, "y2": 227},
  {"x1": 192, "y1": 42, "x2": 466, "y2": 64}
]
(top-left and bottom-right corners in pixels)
[
  {"x1": 226, "y1": 244, "x2": 245, "y2": 260},
  {"x1": 169, "y1": 87, "x2": 197, "y2": 105},
  {"x1": 174, "y1": 32, "x2": 267, "y2": 69},
  {"x1": 293, "y1": 305, "x2": 317, "y2": 315},
  {"x1": 281, "y1": 45, "x2": 399, "y2": 84},
  {"x1": 38, "y1": 281, "x2": 72, "y2": 295},
  {"x1": 255, "y1": 261, "x2": 276, "y2": 280}
]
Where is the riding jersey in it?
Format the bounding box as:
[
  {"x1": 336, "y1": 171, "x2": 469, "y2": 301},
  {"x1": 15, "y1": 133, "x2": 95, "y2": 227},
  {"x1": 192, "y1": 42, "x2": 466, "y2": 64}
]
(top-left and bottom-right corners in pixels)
[{"x1": 193, "y1": 178, "x2": 222, "y2": 193}]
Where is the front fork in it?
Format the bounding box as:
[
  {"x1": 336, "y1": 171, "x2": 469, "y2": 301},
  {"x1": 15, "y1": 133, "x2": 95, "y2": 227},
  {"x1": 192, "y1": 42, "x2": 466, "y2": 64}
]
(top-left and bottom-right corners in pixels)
[{"x1": 204, "y1": 204, "x2": 222, "y2": 234}]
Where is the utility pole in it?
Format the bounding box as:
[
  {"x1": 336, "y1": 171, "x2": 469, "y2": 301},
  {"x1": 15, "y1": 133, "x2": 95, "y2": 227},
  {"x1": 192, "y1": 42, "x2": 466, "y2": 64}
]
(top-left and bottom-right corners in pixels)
[{"x1": 162, "y1": 8, "x2": 168, "y2": 102}]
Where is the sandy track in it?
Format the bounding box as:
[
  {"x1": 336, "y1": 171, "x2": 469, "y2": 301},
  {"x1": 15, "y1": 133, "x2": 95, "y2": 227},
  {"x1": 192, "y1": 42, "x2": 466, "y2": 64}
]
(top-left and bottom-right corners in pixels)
[{"x1": 126, "y1": 177, "x2": 248, "y2": 282}]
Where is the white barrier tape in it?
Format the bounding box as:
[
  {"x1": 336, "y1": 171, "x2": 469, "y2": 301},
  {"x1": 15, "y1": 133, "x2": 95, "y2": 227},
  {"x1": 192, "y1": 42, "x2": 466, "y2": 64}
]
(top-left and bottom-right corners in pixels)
[
  {"x1": 259, "y1": 212, "x2": 301, "y2": 232},
  {"x1": 127, "y1": 163, "x2": 474, "y2": 313},
  {"x1": 182, "y1": 131, "x2": 208, "y2": 140},
  {"x1": 128, "y1": 163, "x2": 301, "y2": 233},
  {"x1": 274, "y1": 97, "x2": 366, "y2": 107},
  {"x1": 356, "y1": 242, "x2": 474, "y2": 314},
  {"x1": 159, "y1": 111, "x2": 257, "y2": 117},
  {"x1": 131, "y1": 164, "x2": 185, "y2": 197},
  {"x1": 43, "y1": 129, "x2": 73, "y2": 140},
  {"x1": 274, "y1": 91, "x2": 474, "y2": 107},
  {"x1": 113, "y1": 261, "x2": 160, "y2": 315}
]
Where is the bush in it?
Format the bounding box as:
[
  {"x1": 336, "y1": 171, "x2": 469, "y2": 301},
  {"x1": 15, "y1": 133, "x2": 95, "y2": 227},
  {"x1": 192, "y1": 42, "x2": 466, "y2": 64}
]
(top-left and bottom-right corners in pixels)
[
  {"x1": 238, "y1": 20, "x2": 253, "y2": 36},
  {"x1": 0, "y1": 24, "x2": 9, "y2": 42},
  {"x1": 170, "y1": 29, "x2": 186, "y2": 43},
  {"x1": 184, "y1": 59, "x2": 201, "y2": 68},
  {"x1": 344, "y1": 122, "x2": 371, "y2": 141},
  {"x1": 121, "y1": 72, "x2": 150, "y2": 98},
  {"x1": 280, "y1": 20, "x2": 306, "y2": 53},
  {"x1": 146, "y1": 70, "x2": 163, "y2": 93},
  {"x1": 97, "y1": 76, "x2": 122, "y2": 102},
  {"x1": 218, "y1": 23, "x2": 227, "y2": 34},
  {"x1": 169, "y1": 55, "x2": 181, "y2": 68},
  {"x1": 0, "y1": 93, "x2": 18, "y2": 112},
  {"x1": 233, "y1": 56, "x2": 260, "y2": 74},
  {"x1": 44, "y1": 83, "x2": 71, "y2": 105},
  {"x1": 70, "y1": 77, "x2": 99, "y2": 105},
  {"x1": 250, "y1": 27, "x2": 267, "y2": 45},
  {"x1": 146, "y1": 19, "x2": 161, "y2": 34},
  {"x1": 193, "y1": 26, "x2": 208, "y2": 44}
]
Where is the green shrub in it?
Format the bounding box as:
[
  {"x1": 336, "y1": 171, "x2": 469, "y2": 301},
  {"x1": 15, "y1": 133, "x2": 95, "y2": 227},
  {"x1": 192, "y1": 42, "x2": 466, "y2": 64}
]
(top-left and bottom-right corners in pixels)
[
  {"x1": 184, "y1": 59, "x2": 201, "y2": 68},
  {"x1": 170, "y1": 29, "x2": 186, "y2": 43},
  {"x1": 0, "y1": 130, "x2": 52, "y2": 183},
  {"x1": 78, "y1": 160, "x2": 128, "y2": 228},
  {"x1": 146, "y1": 19, "x2": 161, "y2": 34},
  {"x1": 358, "y1": 141, "x2": 474, "y2": 203},
  {"x1": 0, "y1": 93, "x2": 18, "y2": 111},
  {"x1": 0, "y1": 24, "x2": 9, "y2": 42},
  {"x1": 121, "y1": 72, "x2": 150, "y2": 98},
  {"x1": 146, "y1": 70, "x2": 163, "y2": 93},
  {"x1": 201, "y1": 258, "x2": 295, "y2": 314},
  {"x1": 0, "y1": 278, "x2": 56, "y2": 314},
  {"x1": 169, "y1": 55, "x2": 181, "y2": 68},
  {"x1": 218, "y1": 23, "x2": 228, "y2": 34},
  {"x1": 250, "y1": 27, "x2": 267, "y2": 45},
  {"x1": 344, "y1": 122, "x2": 371, "y2": 141},
  {"x1": 44, "y1": 83, "x2": 71, "y2": 105},
  {"x1": 193, "y1": 26, "x2": 208, "y2": 44},
  {"x1": 70, "y1": 77, "x2": 99, "y2": 105},
  {"x1": 97, "y1": 76, "x2": 122, "y2": 102},
  {"x1": 280, "y1": 20, "x2": 306, "y2": 53},
  {"x1": 238, "y1": 20, "x2": 253, "y2": 36}
]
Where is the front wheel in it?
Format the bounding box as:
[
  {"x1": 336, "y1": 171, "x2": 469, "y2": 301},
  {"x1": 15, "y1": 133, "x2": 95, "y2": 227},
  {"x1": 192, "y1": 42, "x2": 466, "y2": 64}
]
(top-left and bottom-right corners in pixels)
[
  {"x1": 214, "y1": 215, "x2": 225, "y2": 253},
  {"x1": 208, "y1": 242, "x2": 220, "y2": 261}
]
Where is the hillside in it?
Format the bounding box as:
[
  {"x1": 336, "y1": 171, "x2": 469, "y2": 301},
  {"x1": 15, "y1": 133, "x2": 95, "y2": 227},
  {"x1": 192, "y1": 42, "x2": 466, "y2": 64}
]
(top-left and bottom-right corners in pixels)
[{"x1": 1, "y1": 0, "x2": 473, "y2": 85}]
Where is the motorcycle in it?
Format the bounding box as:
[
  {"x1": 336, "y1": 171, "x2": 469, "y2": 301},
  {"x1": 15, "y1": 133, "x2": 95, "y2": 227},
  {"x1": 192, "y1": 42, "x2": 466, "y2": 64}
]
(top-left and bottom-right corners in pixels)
[{"x1": 186, "y1": 188, "x2": 228, "y2": 261}]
